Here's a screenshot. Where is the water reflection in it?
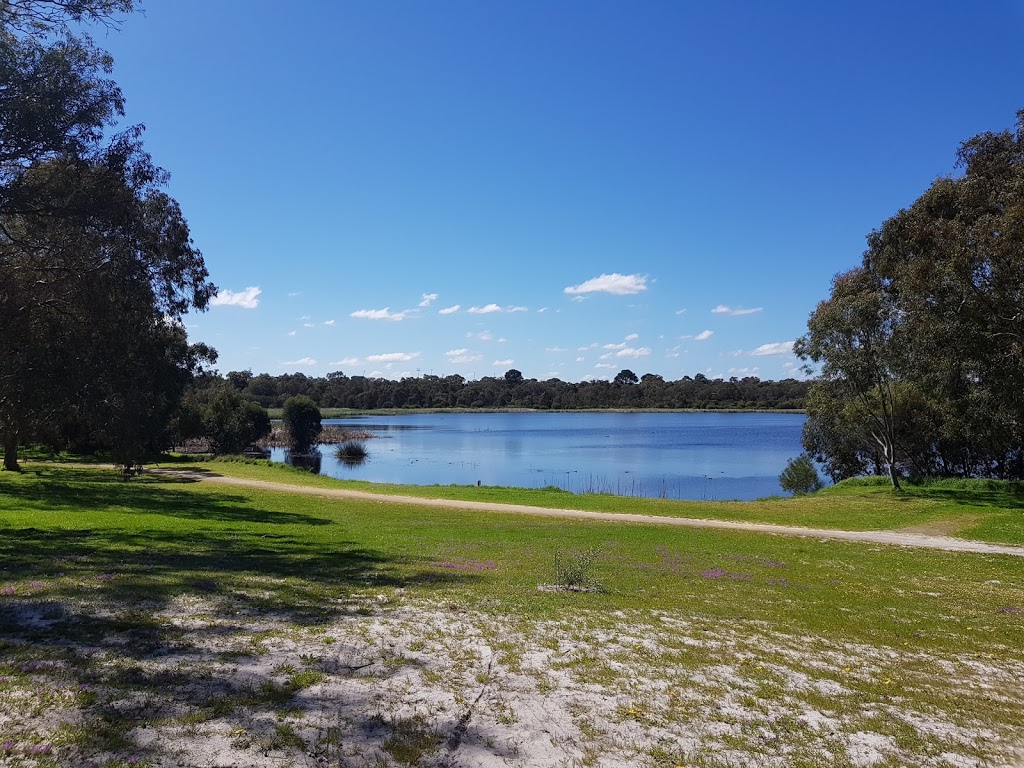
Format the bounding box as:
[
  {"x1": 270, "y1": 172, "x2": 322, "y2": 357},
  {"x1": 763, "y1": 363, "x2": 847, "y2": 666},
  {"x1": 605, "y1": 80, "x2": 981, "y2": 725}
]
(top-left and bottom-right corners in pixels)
[
  {"x1": 269, "y1": 413, "x2": 812, "y2": 501},
  {"x1": 284, "y1": 451, "x2": 322, "y2": 473}
]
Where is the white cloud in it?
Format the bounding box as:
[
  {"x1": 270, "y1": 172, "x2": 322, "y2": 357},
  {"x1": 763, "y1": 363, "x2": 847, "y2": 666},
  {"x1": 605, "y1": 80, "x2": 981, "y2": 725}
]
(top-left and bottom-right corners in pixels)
[
  {"x1": 572, "y1": 295, "x2": 588, "y2": 303},
  {"x1": 675, "y1": 308, "x2": 687, "y2": 315},
  {"x1": 576, "y1": 356, "x2": 585, "y2": 362},
  {"x1": 323, "y1": 319, "x2": 335, "y2": 326},
  {"x1": 537, "y1": 307, "x2": 549, "y2": 313},
  {"x1": 467, "y1": 331, "x2": 495, "y2": 341},
  {"x1": 564, "y1": 273, "x2": 648, "y2": 296},
  {"x1": 616, "y1": 346, "x2": 652, "y2": 359},
  {"x1": 694, "y1": 330, "x2": 714, "y2": 341},
  {"x1": 507, "y1": 306, "x2": 528, "y2": 313},
  {"x1": 602, "y1": 342, "x2": 627, "y2": 350},
  {"x1": 449, "y1": 353, "x2": 482, "y2": 364},
  {"x1": 492, "y1": 359, "x2": 514, "y2": 366},
  {"x1": 468, "y1": 304, "x2": 502, "y2": 314},
  {"x1": 287, "y1": 330, "x2": 297, "y2": 337},
  {"x1": 712, "y1": 304, "x2": 764, "y2": 316},
  {"x1": 303, "y1": 322, "x2": 315, "y2": 328},
  {"x1": 546, "y1": 346, "x2": 567, "y2": 353},
  {"x1": 438, "y1": 305, "x2": 461, "y2": 315},
  {"x1": 446, "y1": 348, "x2": 469, "y2": 357},
  {"x1": 625, "y1": 333, "x2": 639, "y2": 341},
  {"x1": 211, "y1": 286, "x2": 261, "y2": 309},
  {"x1": 367, "y1": 352, "x2": 420, "y2": 362},
  {"x1": 750, "y1": 340, "x2": 795, "y2": 356},
  {"x1": 351, "y1": 308, "x2": 407, "y2": 321},
  {"x1": 287, "y1": 291, "x2": 301, "y2": 298},
  {"x1": 329, "y1": 357, "x2": 360, "y2": 366},
  {"x1": 728, "y1": 366, "x2": 761, "y2": 376},
  {"x1": 595, "y1": 363, "x2": 616, "y2": 370},
  {"x1": 283, "y1": 357, "x2": 317, "y2": 367},
  {"x1": 419, "y1": 293, "x2": 439, "y2": 307}
]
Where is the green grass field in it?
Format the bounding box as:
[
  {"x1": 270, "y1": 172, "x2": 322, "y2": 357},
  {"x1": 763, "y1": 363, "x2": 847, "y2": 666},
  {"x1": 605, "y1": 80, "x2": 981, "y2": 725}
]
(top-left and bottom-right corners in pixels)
[
  {"x1": 177, "y1": 456, "x2": 1024, "y2": 545},
  {"x1": 1, "y1": 462, "x2": 1022, "y2": 766}
]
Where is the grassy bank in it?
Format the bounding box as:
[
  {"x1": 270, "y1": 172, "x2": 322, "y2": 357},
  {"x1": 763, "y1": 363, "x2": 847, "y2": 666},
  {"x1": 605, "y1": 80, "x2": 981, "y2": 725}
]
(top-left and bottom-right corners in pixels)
[
  {"x1": 1, "y1": 465, "x2": 1022, "y2": 766},
  {"x1": 175, "y1": 456, "x2": 1024, "y2": 546}
]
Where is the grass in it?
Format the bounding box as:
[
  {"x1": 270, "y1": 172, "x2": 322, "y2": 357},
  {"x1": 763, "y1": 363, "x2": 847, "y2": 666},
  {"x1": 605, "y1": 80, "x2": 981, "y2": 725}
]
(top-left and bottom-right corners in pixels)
[
  {"x1": 163, "y1": 455, "x2": 1024, "y2": 545},
  {"x1": 1, "y1": 463, "x2": 1022, "y2": 765},
  {"x1": 0, "y1": 464, "x2": 1021, "y2": 650}
]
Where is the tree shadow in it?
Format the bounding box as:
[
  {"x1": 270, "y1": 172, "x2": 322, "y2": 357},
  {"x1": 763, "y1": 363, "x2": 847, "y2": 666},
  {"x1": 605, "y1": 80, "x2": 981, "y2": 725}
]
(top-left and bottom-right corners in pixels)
[
  {"x1": 902, "y1": 485, "x2": 1024, "y2": 511},
  {"x1": 1, "y1": 468, "x2": 333, "y2": 526}
]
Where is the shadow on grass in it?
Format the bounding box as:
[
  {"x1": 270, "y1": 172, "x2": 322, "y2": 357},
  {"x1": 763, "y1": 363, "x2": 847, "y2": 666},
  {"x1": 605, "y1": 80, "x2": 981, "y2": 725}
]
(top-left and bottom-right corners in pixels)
[
  {"x1": 0, "y1": 470, "x2": 483, "y2": 764},
  {"x1": 0, "y1": 468, "x2": 334, "y2": 526},
  {"x1": 901, "y1": 484, "x2": 1024, "y2": 511}
]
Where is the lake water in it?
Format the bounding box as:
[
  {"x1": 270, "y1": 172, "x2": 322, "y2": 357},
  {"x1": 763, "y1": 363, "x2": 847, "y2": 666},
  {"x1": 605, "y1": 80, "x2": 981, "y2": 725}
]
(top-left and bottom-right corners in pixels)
[{"x1": 270, "y1": 412, "x2": 809, "y2": 501}]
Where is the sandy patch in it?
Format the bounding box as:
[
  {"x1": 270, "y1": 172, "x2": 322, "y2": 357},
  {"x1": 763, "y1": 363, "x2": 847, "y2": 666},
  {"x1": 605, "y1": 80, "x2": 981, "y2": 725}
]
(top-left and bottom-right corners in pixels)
[{"x1": 2, "y1": 594, "x2": 1023, "y2": 767}]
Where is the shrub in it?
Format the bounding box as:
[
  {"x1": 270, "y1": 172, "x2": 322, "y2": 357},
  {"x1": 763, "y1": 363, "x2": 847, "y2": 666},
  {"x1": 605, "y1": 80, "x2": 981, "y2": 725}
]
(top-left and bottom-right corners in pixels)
[
  {"x1": 779, "y1": 454, "x2": 824, "y2": 496},
  {"x1": 552, "y1": 546, "x2": 604, "y2": 592},
  {"x1": 335, "y1": 440, "x2": 368, "y2": 464},
  {"x1": 282, "y1": 396, "x2": 322, "y2": 452}
]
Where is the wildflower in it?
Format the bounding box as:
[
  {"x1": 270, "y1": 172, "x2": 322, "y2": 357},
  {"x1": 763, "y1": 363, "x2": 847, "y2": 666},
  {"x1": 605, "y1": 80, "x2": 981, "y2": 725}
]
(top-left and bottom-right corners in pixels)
[
  {"x1": 2, "y1": 741, "x2": 16, "y2": 752},
  {"x1": 30, "y1": 581, "x2": 45, "y2": 588},
  {"x1": 883, "y1": 678, "x2": 892, "y2": 685},
  {"x1": 0, "y1": 586, "x2": 14, "y2": 595}
]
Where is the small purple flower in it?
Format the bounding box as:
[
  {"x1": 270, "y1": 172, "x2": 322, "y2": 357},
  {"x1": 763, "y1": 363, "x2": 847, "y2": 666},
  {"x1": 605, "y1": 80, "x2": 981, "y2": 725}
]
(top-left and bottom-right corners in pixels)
[
  {"x1": 127, "y1": 758, "x2": 140, "y2": 765},
  {"x1": 30, "y1": 743, "x2": 53, "y2": 754},
  {"x1": 96, "y1": 573, "x2": 116, "y2": 582},
  {"x1": 2, "y1": 741, "x2": 16, "y2": 752},
  {"x1": 767, "y1": 577, "x2": 790, "y2": 588},
  {"x1": 30, "y1": 580, "x2": 46, "y2": 588},
  {"x1": 701, "y1": 567, "x2": 727, "y2": 579},
  {"x1": 1, "y1": 585, "x2": 14, "y2": 595},
  {"x1": 997, "y1": 606, "x2": 1020, "y2": 614}
]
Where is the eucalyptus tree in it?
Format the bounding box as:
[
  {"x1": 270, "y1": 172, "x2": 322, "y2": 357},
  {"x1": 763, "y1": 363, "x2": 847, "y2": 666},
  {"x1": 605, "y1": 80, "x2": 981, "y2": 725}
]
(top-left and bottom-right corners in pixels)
[{"x1": 1, "y1": 0, "x2": 216, "y2": 470}]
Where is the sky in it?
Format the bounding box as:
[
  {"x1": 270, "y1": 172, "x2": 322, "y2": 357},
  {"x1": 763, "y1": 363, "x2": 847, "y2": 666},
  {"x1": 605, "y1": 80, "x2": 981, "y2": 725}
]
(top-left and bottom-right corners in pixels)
[{"x1": 95, "y1": 1, "x2": 1024, "y2": 382}]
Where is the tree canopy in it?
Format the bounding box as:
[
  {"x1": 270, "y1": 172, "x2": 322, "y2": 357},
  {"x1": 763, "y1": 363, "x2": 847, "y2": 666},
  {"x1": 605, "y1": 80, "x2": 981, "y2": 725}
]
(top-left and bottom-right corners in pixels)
[
  {"x1": 0, "y1": 0, "x2": 215, "y2": 470},
  {"x1": 798, "y1": 109, "x2": 1024, "y2": 485}
]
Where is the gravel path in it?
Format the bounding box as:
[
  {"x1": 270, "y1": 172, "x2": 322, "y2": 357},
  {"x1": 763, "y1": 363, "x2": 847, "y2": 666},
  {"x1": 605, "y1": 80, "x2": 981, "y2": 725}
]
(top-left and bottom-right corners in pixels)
[{"x1": 155, "y1": 468, "x2": 1024, "y2": 558}]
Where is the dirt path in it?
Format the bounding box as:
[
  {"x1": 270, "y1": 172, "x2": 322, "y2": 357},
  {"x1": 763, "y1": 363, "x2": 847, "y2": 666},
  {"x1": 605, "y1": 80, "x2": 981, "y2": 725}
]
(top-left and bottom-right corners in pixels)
[{"x1": 154, "y1": 468, "x2": 1024, "y2": 558}]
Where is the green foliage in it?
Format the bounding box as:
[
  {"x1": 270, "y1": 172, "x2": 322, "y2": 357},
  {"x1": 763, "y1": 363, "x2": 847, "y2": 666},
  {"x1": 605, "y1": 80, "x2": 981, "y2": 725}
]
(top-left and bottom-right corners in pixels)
[
  {"x1": 799, "y1": 109, "x2": 1024, "y2": 484},
  {"x1": 0, "y1": 1, "x2": 213, "y2": 471},
  {"x1": 779, "y1": 454, "x2": 823, "y2": 496},
  {"x1": 282, "y1": 396, "x2": 322, "y2": 452},
  {"x1": 335, "y1": 440, "x2": 367, "y2": 463},
  {"x1": 200, "y1": 389, "x2": 271, "y2": 455},
  {"x1": 552, "y1": 546, "x2": 604, "y2": 591}
]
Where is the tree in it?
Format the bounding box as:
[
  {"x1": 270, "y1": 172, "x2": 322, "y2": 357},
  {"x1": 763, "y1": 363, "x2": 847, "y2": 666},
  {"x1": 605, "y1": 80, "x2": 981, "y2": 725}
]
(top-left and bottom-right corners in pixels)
[
  {"x1": 799, "y1": 109, "x2": 1024, "y2": 484},
  {"x1": 795, "y1": 267, "x2": 905, "y2": 489},
  {"x1": 0, "y1": 3, "x2": 215, "y2": 470},
  {"x1": 614, "y1": 369, "x2": 639, "y2": 386},
  {"x1": 779, "y1": 454, "x2": 823, "y2": 496},
  {"x1": 282, "y1": 396, "x2": 322, "y2": 452},
  {"x1": 201, "y1": 389, "x2": 271, "y2": 455},
  {"x1": 504, "y1": 369, "x2": 524, "y2": 386}
]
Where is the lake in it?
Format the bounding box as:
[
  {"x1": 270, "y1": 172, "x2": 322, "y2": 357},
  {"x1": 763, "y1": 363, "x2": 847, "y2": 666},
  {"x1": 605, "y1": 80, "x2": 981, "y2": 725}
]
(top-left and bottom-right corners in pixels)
[{"x1": 270, "y1": 411, "x2": 810, "y2": 501}]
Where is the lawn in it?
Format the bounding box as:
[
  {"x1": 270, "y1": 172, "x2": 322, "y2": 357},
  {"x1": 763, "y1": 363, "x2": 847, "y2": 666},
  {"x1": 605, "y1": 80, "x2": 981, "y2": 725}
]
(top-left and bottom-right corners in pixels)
[
  {"x1": 0, "y1": 465, "x2": 1021, "y2": 767},
  {"x1": 178, "y1": 456, "x2": 1024, "y2": 545}
]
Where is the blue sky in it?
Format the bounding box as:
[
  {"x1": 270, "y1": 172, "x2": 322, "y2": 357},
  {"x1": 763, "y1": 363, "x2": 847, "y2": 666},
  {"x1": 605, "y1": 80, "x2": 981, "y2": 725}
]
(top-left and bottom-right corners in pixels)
[{"x1": 98, "y1": 1, "x2": 1024, "y2": 382}]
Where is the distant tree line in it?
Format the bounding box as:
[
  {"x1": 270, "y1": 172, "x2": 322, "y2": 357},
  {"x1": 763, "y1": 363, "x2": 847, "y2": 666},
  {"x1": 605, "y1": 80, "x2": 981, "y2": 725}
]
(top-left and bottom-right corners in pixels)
[
  {"x1": 797, "y1": 109, "x2": 1024, "y2": 487},
  {"x1": 193, "y1": 368, "x2": 810, "y2": 412}
]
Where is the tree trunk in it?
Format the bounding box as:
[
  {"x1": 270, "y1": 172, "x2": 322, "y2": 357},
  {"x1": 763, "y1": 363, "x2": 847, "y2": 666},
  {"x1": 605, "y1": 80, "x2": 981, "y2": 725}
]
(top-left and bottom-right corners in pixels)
[
  {"x1": 2, "y1": 431, "x2": 20, "y2": 472},
  {"x1": 886, "y1": 451, "x2": 902, "y2": 491}
]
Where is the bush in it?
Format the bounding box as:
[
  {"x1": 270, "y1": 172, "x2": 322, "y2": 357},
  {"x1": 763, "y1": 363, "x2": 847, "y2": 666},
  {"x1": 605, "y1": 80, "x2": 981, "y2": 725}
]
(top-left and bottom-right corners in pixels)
[
  {"x1": 779, "y1": 454, "x2": 824, "y2": 496},
  {"x1": 282, "y1": 395, "x2": 322, "y2": 452},
  {"x1": 202, "y1": 390, "x2": 272, "y2": 454},
  {"x1": 551, "y1": 546, "x2": 604, "y2": 592},
  {"x1": 335, "y1": 440, "x2": 368, "y2": 464}
]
